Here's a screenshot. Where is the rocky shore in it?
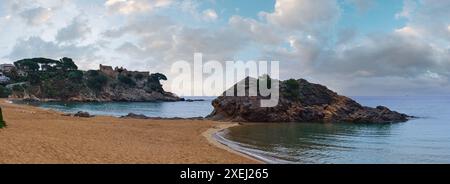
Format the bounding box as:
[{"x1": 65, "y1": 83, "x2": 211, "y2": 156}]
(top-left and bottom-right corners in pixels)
[
  {"x1": 14, "y1": 91, "x2": 182, "y2": 103},
  {"x1": 208, "y1": 77, "x2": 411, "y2": 123}
]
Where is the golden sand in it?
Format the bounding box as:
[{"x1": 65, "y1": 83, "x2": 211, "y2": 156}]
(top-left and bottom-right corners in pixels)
[{"x1": 0, "y1": 100, "x2": 258, "y2": 164}]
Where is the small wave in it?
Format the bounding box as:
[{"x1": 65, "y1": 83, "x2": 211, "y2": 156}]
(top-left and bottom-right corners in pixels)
[{"x1": 214, "y1": 130, "x2": 295, "y2": 164}]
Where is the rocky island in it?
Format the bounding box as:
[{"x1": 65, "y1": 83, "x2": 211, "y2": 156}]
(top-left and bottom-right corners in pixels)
[
  {"x1": 208, "y1": 77, "x2": 411, "y2": 123},
  {"x1": 0, "y1": 57, "x2": 181, "y2": 102}
]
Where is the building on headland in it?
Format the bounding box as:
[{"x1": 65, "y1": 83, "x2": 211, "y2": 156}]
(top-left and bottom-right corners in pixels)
[
  {"x1": 0, "y1": 63, "x2": 27, "y2": 77},
  {"x1": 99, "y1": 64, "x2": 116, "y2": 78},
  {"x1": 99, "y1": 64, "x2": 150, "y2": 79},
  {"x1": 0, "y1": 64, "x2": 15, "y2": 73}
]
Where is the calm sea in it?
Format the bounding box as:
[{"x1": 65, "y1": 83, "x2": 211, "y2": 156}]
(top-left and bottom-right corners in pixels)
[
  {"x1": 218, "y1": 96, "x2": 450, "y2": 164},
  {"x1": 32, "y1": 96, "x2": 450, "y2": 164},
  {"x1": 33, "y1": 96, "x2": 215, "y2": 118}
]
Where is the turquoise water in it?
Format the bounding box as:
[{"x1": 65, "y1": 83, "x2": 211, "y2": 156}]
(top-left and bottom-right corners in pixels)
[
  {"x1": 32, "y1": 96, "x2": 450, "y2": 163},
  {"x1": 33, "y1": 97, "x2": 215, "y2": 118},
  {"x1": 218, "y1": 96, "x2": 450, "y2": 164}
]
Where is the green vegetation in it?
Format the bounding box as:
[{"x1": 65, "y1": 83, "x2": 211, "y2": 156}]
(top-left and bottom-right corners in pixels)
[
  {"x1": 149, "y1": 73, "x2": 167, "y2": 81},
  {"x1": 68, "y1": 70, "x2": 83, "y2": 81},
  {"x1": 27, "y1": 73, "x2": 42, "y2": 85},
  {"x1": 8, "y1": 57, "x2": 85, "y2": 99},
  {"x1": 14, "y1": 57, "x2": 77, "y2": 72},
  {"x1": 134, "y1": 73, "x2": 144, "y2": 80},
  {"x1": 285, "y1": 79, "x2": 300, "y2": 100},
  {"x1": 147, "y1": 73, "x2": 167, "y2": 92},
  {"x1": 0, "y1": 86, "x2": 12, "y2": 98},
  {"x1": 12, "y1": 85, "x2": 24, "y2": 92},
  {"x1": 11, "y1": 84, "x2": 25, "y2": 97},
  {"x1": 14, "y1": 59, "x2": 40, "y2": 72},
  {"x1": 0, "y1": 108, "x2": 5, "y2": 128},
  {"x1": 59, "y1": 57, "x2": 78, "y2": 71},
  {"x1": 118, "y1": 75, "x2": 136, "y2": 87},
  {"x1": 86, "y1": 70, "x2": 108, "y2": 91}
]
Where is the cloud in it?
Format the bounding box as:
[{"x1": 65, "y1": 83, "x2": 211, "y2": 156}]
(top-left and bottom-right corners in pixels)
[
  {"x1": 336, "y1": 28, "x2": 357, "y2": 45},
  {"x1": 19, "y1": 7, "x2": 53, "y2": 26},
  {"x1": 202, "y1": 9, "x2": 218, "y2": 22},
  {"x1": 395, "y1": 0, "x2": 417, "y2": 19},
  {"x1": 55, "y1": 17, "x2": 92, "y2": 43},
  {"x1": 346, "y1": 0, "x2": 375, "y2": 12},
  {"x1": 295, "y1": 30, "x2": 450, "y2": 96},
  {"x1": 397, "y1": 0, "x2": 450, "y2": 42},
  {"x1": 103, "y1": 15, "x2": 175, "y2": 38},
  {"x1": 264, "y1": 0, "x2": 340, "y2": 33},
  {"x1": 319, "y1": 33, "x2": 446, "y2": 78},
  {"x1": 115, "y1": 42, "x2": 148, "y2": 59},
  {"x1": 105, "y1": 0, "x2": 173, "y2": 14},
  {"x1": 7, "y1": 36, "x2": 98, "y2": 63},
  {"x1": 104, "y1": 13, "x2": 247, "y2": 64},
  {"x1": 395, "y1": 26, "x2": 420, "y2": 37},
  {"x1": 229, "y1": 16, "x2": 282, "y2": 45}
]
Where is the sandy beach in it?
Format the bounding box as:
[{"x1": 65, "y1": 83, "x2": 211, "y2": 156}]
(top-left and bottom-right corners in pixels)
[{"x1": 0, "y1": 100, "x2": 258, "y2": 164}]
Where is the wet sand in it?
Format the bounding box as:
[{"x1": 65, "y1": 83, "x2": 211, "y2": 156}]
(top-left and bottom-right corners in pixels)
[{"x1": 0, "y1": 100, "x2": 258, "y2": 164}]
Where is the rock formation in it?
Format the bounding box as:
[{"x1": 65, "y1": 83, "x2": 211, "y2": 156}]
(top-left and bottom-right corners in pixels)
[
  {"x1": 208, "y1": 77, "x2": 411, "y2": 123},
  {"x1": 121, "y1": 113, "x2": 204, "y2": 120},
  {"x1": 74, "y1": 111, "x2": 94, "y2": 118}
]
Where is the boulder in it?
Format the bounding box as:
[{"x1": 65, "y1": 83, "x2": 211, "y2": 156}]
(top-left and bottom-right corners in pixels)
[
  {"x1": 121, "y1": 113, "x2": 204, "y2": 120},
  {"x1": 74, "y1": 111, "x2": 94, "y2": 118},
  {"x1": 22, "y1": 94, "x2": 40, "y2": 102},
  {"x1": 207, "y1": 77, "x2": 411, "y2": 123},
  {"x1": 185, "y1": 99, "x2": 206, "y2": 102},
  {"x1": 121, "y1": 113, "x2": 149, "y2": 119}
]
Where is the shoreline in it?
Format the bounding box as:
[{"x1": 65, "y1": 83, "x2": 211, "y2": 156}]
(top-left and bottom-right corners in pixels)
[
  {"x1": 0, "y1": 99, "x2": 258, "y2": 164},
  {"x1": 212, "y1": 127, "x2": 294, "y2": 164},
  {"x1": 202, "y1": 123, "x2": 265, "y2": 164}
]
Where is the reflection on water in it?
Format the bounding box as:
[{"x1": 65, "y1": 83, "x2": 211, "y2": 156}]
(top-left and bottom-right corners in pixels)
[
  {"x1": 222, "y1": 123, "x2": 400, "y2": 164},
  {"x1": 221, "y1": 96, "x2": 450, "y2": 164}
]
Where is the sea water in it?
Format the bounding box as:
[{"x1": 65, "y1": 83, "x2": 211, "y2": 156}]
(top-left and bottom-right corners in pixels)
[
  {"x1": 33, "y1": 96, "x2": 215, "y2": 118},
  {"x1": 218, "y1": 96, "x2": 450, "y2": 163}
]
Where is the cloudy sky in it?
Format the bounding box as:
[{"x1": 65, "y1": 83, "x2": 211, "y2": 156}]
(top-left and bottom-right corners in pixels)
[{"x1": 0, "y1": 0, "x2": 449, "y2": 96}]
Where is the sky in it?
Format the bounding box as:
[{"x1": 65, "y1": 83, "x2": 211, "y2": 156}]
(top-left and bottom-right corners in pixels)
[{"x1": 0, "y1": 0, "x2": 449, "y2": 96}]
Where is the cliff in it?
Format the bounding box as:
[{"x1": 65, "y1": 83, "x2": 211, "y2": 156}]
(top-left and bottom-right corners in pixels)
[
  {"x1": 5, "y1": 57, "x2": 181, "y2": 102},
  {"x1": 207, "y1": 77, "x2": 411, "y2": 123}
]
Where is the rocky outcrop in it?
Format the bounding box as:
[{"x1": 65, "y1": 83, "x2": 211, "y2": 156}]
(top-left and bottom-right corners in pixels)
[
  {"x1": 74, "y1": 111, "x2": 94, "y2": 118},
  {"x1": 7, "y1": 58, "x2": 182, "y2": 102},
  {"x1": 208, "y1": 77, "x2": 411, "y2": 123},
  {"x1": 62, "y1": 111, "x2": 94, "y2": 118},
  {"x1": 22, "y1": 94, "x2": 41, "y2": 102},
  {"x1": 11, "y1": 82, "x2": 181, "y2": 102},
  {"x1": 66, "y1": 88, "x2": 181, "y2": 102}
]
